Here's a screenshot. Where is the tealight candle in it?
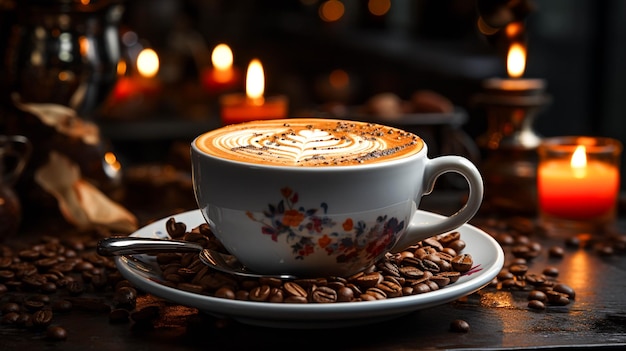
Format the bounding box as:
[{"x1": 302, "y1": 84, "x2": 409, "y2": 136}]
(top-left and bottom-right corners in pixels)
[
  {"x1": 110, "y1": 48, "x2": 161, "y2": 103},
  {"x1": 537, "y1": 136, "x2": 622, "y2": 235},
  {"x1": 201, "y1": 43, "x2": 241, "y2": 94},
  {"x1": 219, "y1": 58, "x2": 288, "y2": 125}
]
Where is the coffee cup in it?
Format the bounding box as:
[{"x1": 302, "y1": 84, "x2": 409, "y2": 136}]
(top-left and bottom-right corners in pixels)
[{"x1": 191, "y1": 118, "x2": 483, "y2": 277}]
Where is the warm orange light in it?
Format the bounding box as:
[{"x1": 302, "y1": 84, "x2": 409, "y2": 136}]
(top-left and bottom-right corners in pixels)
[
  {"x1": 319, "y1": 0, "x2": 344, "y2": 22},
  {"x1": 246, "y1": 59, "x2": 264, "y2": 106},
  {"x1": 211, "y1": 44, "x2": 234, "y2": 72},
  {"x1": 368, "y1": 0, "x2": 391, "y2": 16},
  {"x1": 506, "y1": 42, "x2": 526, "y2": 78},
  {"x1": 571, "y1": 145, "x2": 587, "y2": 178},
  {"x1": 104, "y1": 152, "x2": 121, "y2": 172},
  {"x1": 329, "y1": 69, "x2": 349, "y2": 90},
  {"x1": 79, "y1": 36, "x2": 89, "y2": 57},
  {"x1": 505, "y1": 22, "x2": 524, "y2": 39},
  {"x1": 117, "y1": 60, "x2": 127, "y2": 75},
  {"x1": 137, "y1": 48, "x2": 159, "y2": 78}
]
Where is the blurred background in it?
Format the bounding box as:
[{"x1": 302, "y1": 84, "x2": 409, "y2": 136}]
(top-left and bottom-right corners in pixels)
[
  {"x1": 108, "y1": 0, "x2": 626, "y2": 162},
  {"x1": 1, "y1": 0, "x2": 625, "y2": 224}
]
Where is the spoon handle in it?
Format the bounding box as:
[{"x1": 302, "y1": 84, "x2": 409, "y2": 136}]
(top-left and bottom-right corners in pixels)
[{"x1": 97, "y1": 237, "x2": 203, "y2": 256}]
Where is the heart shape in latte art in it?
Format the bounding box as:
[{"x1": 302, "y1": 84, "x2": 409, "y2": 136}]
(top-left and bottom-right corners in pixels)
[
  {"x1": 258, "y1": 128, "x2": 389, "y2": 164},
  {"x1": 196, "y1": 119, "x2": 423, "y2": 167}
]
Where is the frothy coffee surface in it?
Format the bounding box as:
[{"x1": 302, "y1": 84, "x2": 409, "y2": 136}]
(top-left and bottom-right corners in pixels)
[{"x1": 195, "y1": 118, "x2": 423, "y2": 166}]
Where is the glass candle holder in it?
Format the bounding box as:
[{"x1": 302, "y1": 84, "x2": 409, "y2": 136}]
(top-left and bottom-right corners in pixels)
[{"x1": 537, "y1": 136, "x2": 622, "y2": 236}]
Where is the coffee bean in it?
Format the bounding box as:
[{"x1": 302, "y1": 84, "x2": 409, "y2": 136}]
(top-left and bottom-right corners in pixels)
[
  {"x1": 548, "y1": 246, "x2": 565, "y2": 258},
  {"x1": 0, "y1": 269, "x2": 16, "y2": 281},
  {"x1": 268, "y1": 287, "x2": 284, "y2": 303},
  {"x1": 451, "y1": 254, "x2": 473, "y2": 272},
  {"x1": 399, "y1": 265, "x2": 424, "y2": 279},
  {"x1": 113, "y1": 286, "x2": 137, "y2": 309},
  {"x1": 447, "y1": 239, "x2": 466, "y2": 253},
  {"x1": 215, "y1": 286, "x2": 236, "y2": 299},
  {"x1": 542, "y1": 266, "x2": 559, "y2": 278},
  {"x1": 508, "y1": 264, "x2": 528, "y2": 276},
  {"x1": 23, "y1": 299, "x2": 45, "y2": 312},
  {"x1": 283, "y1": 282, "x2": 307, "y2": 298},
  {"x1": 337, "y1": 286, "x2": 354, "y2": 302},
  {"x1": 46, "y1": 325, "x2": 68, "y2": 340},
  {"x1": 350, "y1": 272, "x2": 383, "y2": 288},
  {"x1": 2, "y1": 302, "x2": 20, "y2": 314},
  {"x1": 553, "y1": 283, "x2": 576, "y2": 300},
  {"x1": 311, "y1": 286, "x2": 337, "y2": 303},
  {"x1": 528, "y1": 290, "x2": 547, "y2": 302},
  {"x1": 166, "y1": 218, "x2": 187, "y2": 238},
  {"x1": 545, "y1": 290, "x2": 570, "y2": 306},
  {"x1": 422, "y1": 237, "x2": 444, "y2": 251},
  {"x1": 528, "y1": 299, "x2": 546, "y2": 310},
  {"x1": 377, "y1": 280, "x2": 403, "y2": 297},
  {"x1": 450, "y1": 319, "x2": 470, "y2": 333},
  {"x1": 249, "y1": 285, "x2": 271, "y2": 302},
  {"x1": 438, "y1": 231, "x2": 461, "y2": 246},
  {"x1": 31, "y1": 309, "x2": 53, "y2": 328},
  {"x1": 1, "y1": 312, "x2": 20, "y2": 325},
  {"x1": 430, "y1": 274, "x2": 451, "y2": 288}
]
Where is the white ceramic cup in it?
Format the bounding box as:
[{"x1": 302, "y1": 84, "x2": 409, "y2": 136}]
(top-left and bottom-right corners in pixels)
[{"x1": 191, "y1": 118, "x2": 483, "y2": 277}]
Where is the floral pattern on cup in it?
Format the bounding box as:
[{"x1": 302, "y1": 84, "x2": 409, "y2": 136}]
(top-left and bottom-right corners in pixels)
[{"x1": 246, "y1": 187, "x2": 405, "y2": 264}]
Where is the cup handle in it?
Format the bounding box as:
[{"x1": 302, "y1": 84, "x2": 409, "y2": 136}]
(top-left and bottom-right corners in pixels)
[{"x1": 391, "y1": 155, "x2": 484, "y2": 252}]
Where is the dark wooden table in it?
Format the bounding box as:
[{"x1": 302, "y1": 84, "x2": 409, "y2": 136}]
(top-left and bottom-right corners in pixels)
[{"x1": 2, "y1": 190, "x2": 626, "y2": 351}]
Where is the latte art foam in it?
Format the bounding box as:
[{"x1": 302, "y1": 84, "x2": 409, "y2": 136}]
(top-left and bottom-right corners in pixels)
[{"x1": 195, "y1": 119, "x2": 423, "y2": 166}]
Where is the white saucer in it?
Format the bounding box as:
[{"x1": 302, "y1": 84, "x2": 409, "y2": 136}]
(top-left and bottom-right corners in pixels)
[{"x1": 115, "y1": 209, "x2": 504, "y2": 329}]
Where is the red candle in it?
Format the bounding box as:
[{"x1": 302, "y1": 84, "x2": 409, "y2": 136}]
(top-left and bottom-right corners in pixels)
[
  {"x1": 109, "y1": 48, "x2": 161, "y2": 103},
  {"x1": 538, "y1": 144, "x2": 620, "y2": 220},
  {"x1": 220, "y1": 58, "x2": 288, "y2": 125},
  {"x1": 201, "y1": 44, "x2": 241, "y2": 93}
]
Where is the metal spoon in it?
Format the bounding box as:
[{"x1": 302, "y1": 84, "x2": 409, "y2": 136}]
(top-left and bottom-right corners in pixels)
[{"x1": 97, "y1": 237, "x2": 298, "y2": 280}]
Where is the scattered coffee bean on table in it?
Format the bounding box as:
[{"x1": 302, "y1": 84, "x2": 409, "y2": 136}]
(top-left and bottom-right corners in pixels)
[{"x1": 450, "y1": 319, "x2": 470, "y2": 333}]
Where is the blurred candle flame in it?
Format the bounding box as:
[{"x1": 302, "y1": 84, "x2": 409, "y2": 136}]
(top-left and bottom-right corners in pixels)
[
  {"x1": 211, "y1": 44, "x2": 234, "y2": 83},
  {"x1": 571, "y1": 145, "x2": 587, "y2": 178},
  {"x1": 136, "y1": 48, "x2": 159, "y2": 78},
  {"x1": 507, "y1": 42, "x2": 526, "y2": 78},
  {"x1": 246, "y1": 59, "x2": 265, "y2": 106}
]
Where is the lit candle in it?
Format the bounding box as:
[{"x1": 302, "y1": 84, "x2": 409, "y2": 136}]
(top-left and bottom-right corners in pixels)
[
  {"x1": 219, "y1": 58, "x2": 288, "y2": 125},
  {"x1": 483, "y1": 41, "x2": 545, "y2": 93},
  {"x1": 538, "y1": 139, "x2": 620, "y2": 220},
  {"x1": 110, "y1": 48, "x2": 161, "y2": 102},
  {"x1": 201, "y1": 43, "x2": 241, "y2": 93}
]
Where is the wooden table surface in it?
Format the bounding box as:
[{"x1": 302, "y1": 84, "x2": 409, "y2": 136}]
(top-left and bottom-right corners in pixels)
[{"x1": 2, "y1": 191, "x2": 626, "y2": 351}]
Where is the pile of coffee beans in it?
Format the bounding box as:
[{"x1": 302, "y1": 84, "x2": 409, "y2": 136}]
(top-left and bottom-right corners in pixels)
[
  {"x1": 157, "y1": 218, "x2": 475, "y2": 303},
  {"x1": 0, "y1": 233, "x2": 150, "y2": 340}
]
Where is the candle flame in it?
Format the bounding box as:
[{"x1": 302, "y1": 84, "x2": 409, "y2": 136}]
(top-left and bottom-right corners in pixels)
[
  {"x1": 507, "y1": 42, "x2": 526, "y2": 78},
  {"x1": 571, "y1": 145, "x2": 587, "y2": 178},
  {"x1": 211, "y1": 44, "x2": 233, "y2": 71},
  {"x1": 137, "y1": 48, "x2": 159, "y2": 78},
  {"x1": 246, "y1": 59, "x2": 265, "y2": 105}
]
